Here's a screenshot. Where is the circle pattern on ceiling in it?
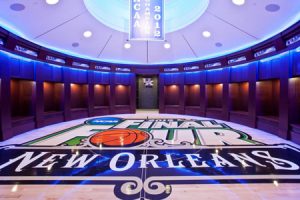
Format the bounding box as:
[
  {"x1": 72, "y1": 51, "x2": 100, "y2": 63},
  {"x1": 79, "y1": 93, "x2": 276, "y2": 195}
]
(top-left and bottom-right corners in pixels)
[
  {"x1": 10, "y1": 3, "x2": 25, "y2": 11},
  {"x1": 83, "y1": 0, "x2": 210, "y2": 33},
  {"x1": 265, "y1": 4, "x2": 280, "y2": 12}
]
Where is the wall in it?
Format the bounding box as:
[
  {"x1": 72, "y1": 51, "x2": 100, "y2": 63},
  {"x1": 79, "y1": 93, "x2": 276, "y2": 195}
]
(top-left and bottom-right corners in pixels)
[
  {"x1": 0, "y1": 51, "x2": 136, "y2": 140},
  {"x1": 159, "y1": 49, "x2": 300, "y2": 144}
]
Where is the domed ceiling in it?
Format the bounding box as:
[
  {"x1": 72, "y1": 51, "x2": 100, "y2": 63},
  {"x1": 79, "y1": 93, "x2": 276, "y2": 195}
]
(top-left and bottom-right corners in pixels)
[{"x1": 0, "y1": 0, "x2": 299, "y2": 64}]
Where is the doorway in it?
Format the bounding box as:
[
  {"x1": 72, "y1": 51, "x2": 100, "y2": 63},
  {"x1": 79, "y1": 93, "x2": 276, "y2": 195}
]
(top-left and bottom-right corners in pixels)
[{"x1": 137, "y1": 75, "x2": 158, "y2": 109}]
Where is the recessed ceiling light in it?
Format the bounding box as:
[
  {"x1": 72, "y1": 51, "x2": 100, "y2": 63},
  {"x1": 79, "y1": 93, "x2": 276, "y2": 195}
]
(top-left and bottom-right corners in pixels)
[
  {"x1": 232, "y1": 0, "x2": 245, "y2": 6},
  {"x1": 202, "y1": 31, "x2": 211, "y2": 38},
  {"x1": 46, "y1": 0, "x2": 60, "y2": 5},
  {"x1": 164, "y1": 42, "x2": 171, "y2": 49},
  {"x1": 124, "y1": 42, "x2": 131, "y2": 49},
  {"x1": 83, "y1": 31, "x2": 92, "y2": 38}
]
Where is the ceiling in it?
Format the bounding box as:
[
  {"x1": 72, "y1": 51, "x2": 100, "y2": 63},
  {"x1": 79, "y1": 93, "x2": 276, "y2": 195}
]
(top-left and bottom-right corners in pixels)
[{"x1": 0, "y1": 0, "x2": 299, "y2": 65}]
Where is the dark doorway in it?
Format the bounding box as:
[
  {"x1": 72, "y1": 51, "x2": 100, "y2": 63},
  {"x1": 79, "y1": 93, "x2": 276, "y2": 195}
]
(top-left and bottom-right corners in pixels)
[{"x1": 137, "y1": 75, "x2": 158, "y2": 109}]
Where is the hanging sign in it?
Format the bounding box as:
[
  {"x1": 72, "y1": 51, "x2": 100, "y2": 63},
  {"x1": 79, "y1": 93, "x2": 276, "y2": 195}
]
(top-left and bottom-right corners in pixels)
[{"x1": 130, "y1": 0, "x2": 164, "y2": 40}]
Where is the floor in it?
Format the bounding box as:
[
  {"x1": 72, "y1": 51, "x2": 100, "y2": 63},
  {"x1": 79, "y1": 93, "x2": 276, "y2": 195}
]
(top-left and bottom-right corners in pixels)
[{"x1": 0, "y1": 110, "x2": 299, "y2": 200}]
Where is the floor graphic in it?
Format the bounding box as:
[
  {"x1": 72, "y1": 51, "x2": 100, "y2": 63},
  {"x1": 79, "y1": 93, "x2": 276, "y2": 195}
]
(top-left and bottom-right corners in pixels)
[{"x1": 0, "y1": 117, "x2": 300, "y2": 199}]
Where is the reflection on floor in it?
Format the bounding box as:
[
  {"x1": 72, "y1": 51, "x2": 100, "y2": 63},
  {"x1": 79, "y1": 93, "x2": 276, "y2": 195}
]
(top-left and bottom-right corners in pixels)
[{"x1": 0, "y1": 110, "x2": 299, "y2": 200}]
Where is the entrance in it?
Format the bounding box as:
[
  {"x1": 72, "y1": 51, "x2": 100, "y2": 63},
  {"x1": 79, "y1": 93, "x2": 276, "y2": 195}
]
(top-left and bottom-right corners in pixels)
[{"x1": 137, "y1": 75, "x2": 158, "y2": 109}]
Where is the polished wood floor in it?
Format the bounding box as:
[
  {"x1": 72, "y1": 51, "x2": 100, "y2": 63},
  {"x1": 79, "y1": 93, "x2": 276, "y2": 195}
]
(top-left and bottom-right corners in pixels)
[{"x1": 0, "y1": 110, "x2": 299, "y2": 200}]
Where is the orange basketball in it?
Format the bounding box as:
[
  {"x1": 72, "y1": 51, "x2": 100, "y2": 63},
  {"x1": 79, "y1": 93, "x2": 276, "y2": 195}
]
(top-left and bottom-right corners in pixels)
[{"x1": 89, "y1": 129, "x2": 150, "y2": 147}]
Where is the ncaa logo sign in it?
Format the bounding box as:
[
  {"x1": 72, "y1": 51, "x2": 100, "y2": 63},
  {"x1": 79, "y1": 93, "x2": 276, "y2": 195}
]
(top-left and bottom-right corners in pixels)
[{"x1": 0, "y1": 117, "x2": 300, "y2": 199}]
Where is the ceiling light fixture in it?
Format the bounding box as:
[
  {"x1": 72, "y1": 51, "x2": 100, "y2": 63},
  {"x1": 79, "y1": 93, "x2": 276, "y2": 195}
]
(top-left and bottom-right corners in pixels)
[
  {"x1": 124, "y1": 41, "x2": 131, "y2": 49},
  {"x1": 232, "y1": 0, "x2": 245, "y2": 6},
  {"x1": 202, "y1": 31, "x2": 211, "y2": 38},
  {"x1": 83, "y1": 31, "x2": 92, "y2": 38},
  {"x1": 164, "y1": 42, "x2": 171, "y2": 49},
  {"x1": 46, "y1": 0, "x2": 60, "y2": 5}
]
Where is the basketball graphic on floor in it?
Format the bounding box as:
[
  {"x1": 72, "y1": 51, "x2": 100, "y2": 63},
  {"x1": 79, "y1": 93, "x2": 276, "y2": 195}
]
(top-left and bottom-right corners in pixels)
[{"x1": 89, "y1": 129, "x2": 150, "y2": 147}]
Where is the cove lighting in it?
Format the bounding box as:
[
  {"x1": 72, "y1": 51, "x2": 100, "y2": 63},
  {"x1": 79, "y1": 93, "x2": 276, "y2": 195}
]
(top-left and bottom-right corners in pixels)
[
  {"x1": 0, "y1": 50, "x2": 32, "y2": 62},
  {"x1": 260, "y1": 51, "x2": 289, "y2": 63},
  {"x1": 46, "y1": 0, "x2": 60, "y2": 5},
  {"x1": 232, "y1": 0, "x2": 245, "y2": 6}
]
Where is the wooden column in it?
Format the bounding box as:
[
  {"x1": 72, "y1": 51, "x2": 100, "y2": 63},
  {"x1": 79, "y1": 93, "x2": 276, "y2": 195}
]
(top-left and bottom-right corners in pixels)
[
  {"x1": 199, "y1": 71, "x2": 206, "y2": 117},
  {"x1": 222, "y1": 68, "x2": 230, "y2": 121},
  {"x1": 88, "y1": 71, "x2": 94, "y2": 117},
  {"x1": 35, "y1": 62, "x2": 45, "y2": 128},
  {"x1": 278, "y1": 55, "x2": 291, "y2": 139},
  {"x1": 248, "y1": 62, "x2": 258, "y2": 128},
  {"x1": 63, "y1": 68, "x2": 71, "y2": 121},
  {"x1": 0, "y1": 53, "x2": 12, "y2": 140},
  {"x1": 130, "y1": 74, "x2": 137, "y2": 114},
  {"x1": 158, "y1": 74, "x2": 165, "y2": 113},
  {"x1": 179, "y1": 73, "x2": 185, "y2": 115},
  {"x1": 109, "y1": 73, "x2": 116, "y2": 114}
]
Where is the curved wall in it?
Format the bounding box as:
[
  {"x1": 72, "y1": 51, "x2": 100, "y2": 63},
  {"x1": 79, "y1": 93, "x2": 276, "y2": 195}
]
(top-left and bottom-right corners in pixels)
[
  {"x1": 0, "y1": 47, "x2": 300, "y2": 145},
  {"x1": 0, "y1": 26, "x2": 300, "y2": 145},
  {"x1": 0, "y1": 50, "x2": 136, "y2": 140}
]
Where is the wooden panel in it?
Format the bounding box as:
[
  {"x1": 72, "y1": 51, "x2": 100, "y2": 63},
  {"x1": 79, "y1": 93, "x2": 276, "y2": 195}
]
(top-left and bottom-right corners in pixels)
[
  {"x1": 289, "y1": 77, "x2": 300, "y2": 124},
  {"x1": 256, "y1": 80, "x2": 280, "y2": 117},
  {"x1": 114, "y1": 105, "x2": 131, "y2": 114},
  {"x1": 206, "y1": 69, "x2": 223, "y2": 84},
  {"x1": 165, "y1": 105, "x2": 181, "y2": 114},
  {"x1": 185, "y1": 106, "x2": 201, "y2": 116},
  {"x1": 69, "y1": 69, "x2": 88, "y2": 84},
  {"x1": 165, "y1": 85, "x2": 180, "y2": 106},
  {"x1": 291, "y1": 50, "x2": 300, "y2": 76},
  {"x1": 230, "y1": 111, "x2": 252, "y2": 127},
  {"x1": 70, "y1": 84, "x2": 88, "y2": 109},
  {"x1": 184, "y1": 72, "x2": 201, "y2": 85},
  {"x1": 229, "y1": 82, "x2": 249, "y2": 112},
  {"x1": 94, "y1": 85, "x2": 110, "y2": 107},
  {"x1": 230, "y1": 64, "x2": 249, "y2": 82},
  {"x1": 10, "y1": 79, "x2": 35, "y2": 118},
  {"x1": 115, "y1": 85, "x2": 130, "y2": 106},
  {"x1": 258, "y1": 53, "x2": 289, "y2": 80},
  {"x1": 10, "y1": 57, "x2": 35, "y2": 79},
  {"x1": 43, "y1": 111, "x2": 64, "y2": 127},
  {"x1": 206, "y1": 84, "x2": 223, "y2": 108},
  {"x1": 93, "y1": 106, "x2": 110, "y2": 116},
  {"x1": 185, "y1": 85, "x2": 200, "y2": 106},
  {"x1": 94, "y1": 71, "x2": 110, "y2": 84},
  {"x1": 115, "y1": 73, "x2": 132, "y2": 85},
  {"x1": 44, "y1": 82, "x2": 64, "y2": 112},
  {"x1": 164, "y1": 73, "x2": 182, "y2": 85},
  {"x1": 38, "y1": 63, "x2": 63, "y2": 82}
]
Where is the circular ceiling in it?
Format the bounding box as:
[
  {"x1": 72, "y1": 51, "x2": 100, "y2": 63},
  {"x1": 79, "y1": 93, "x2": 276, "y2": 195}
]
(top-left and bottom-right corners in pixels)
[
  {"x1": 83, "y1": 0, "x2": 210, "y2": 33},
  {"x1": 0, "y1": 0, "x2": 299, "y2": 65}
]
